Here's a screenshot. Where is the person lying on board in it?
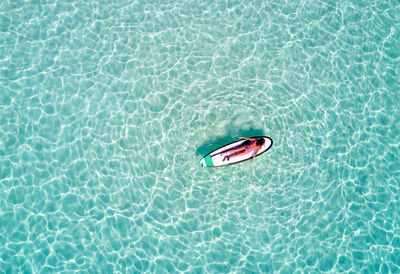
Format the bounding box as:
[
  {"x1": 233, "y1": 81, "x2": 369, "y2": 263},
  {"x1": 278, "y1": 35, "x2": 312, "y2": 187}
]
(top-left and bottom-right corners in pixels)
[{"x1": 221, "y1": 137, "x2": 265, "y2": 162}]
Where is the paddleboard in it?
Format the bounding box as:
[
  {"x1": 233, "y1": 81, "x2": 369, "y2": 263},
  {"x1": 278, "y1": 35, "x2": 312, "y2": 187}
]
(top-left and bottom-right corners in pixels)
[{"x1": 199, "y1": 136, "x2": 273, "y2": 167}]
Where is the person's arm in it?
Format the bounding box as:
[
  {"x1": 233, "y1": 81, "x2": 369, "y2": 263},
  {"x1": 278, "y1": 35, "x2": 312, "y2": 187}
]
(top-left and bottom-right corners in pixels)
[
  {"x1": 239, "y1": 137, "x2": 258, "y2": 141},
  {"x1": 251, "y1": 148, "x2": 259, "y2": 161}
]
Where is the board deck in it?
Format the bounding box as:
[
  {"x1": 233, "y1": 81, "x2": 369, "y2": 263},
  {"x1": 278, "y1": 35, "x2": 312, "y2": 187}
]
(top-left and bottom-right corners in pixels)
[{"x1": 199, "y1": 136, "x2": 273, "y2": 167}]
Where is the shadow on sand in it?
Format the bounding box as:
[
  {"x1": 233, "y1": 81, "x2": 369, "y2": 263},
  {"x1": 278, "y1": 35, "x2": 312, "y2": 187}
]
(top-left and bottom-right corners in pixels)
[{"x1": 196, "y1": 128, "x2": 266, "y2": 156}]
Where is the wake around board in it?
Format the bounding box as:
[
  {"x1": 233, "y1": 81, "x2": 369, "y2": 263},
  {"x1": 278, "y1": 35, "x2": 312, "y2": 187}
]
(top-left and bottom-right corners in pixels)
[{"x1": 199, "y1": 136, "x2": 273, "y2": 168}]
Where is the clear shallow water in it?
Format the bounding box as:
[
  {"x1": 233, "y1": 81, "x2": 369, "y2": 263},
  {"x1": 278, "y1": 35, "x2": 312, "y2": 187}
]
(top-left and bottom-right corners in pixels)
[{"x1": 1, "y1": 0, "x2": 399, "y2": 272}]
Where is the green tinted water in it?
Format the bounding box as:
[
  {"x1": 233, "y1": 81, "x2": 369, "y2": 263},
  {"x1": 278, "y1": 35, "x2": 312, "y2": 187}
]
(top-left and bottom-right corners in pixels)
[{"x1": 1, "y1": 0, "x2": 399, "y2": 272}]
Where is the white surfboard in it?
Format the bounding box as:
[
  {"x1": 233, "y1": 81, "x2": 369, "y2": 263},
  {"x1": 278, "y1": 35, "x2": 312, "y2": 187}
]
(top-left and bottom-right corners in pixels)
[{"x1": 199, "y1": 136, "x2": 273, "y2": 167}]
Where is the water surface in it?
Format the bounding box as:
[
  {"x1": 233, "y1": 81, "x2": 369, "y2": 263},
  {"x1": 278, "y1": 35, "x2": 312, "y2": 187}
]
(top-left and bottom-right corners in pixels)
[{"x1": 1, "y1": 0, "x2": 399, "y2": 272}]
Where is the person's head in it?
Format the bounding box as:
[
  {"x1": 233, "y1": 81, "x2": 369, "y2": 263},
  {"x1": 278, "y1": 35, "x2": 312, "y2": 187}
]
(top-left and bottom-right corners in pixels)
[{"x1": 256, "y1": 138, "x2": 265, "y2": 147}]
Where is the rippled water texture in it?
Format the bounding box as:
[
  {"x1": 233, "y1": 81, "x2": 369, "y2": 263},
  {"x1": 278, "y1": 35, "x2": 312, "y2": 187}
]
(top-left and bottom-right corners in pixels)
[{"x1": 1, "y1": 0, "x2": 400, "y2": 272}]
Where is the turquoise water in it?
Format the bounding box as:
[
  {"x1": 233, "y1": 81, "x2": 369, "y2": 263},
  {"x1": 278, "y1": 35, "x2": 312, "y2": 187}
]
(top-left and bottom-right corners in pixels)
[{"x1": 1, "y1": 0, "x2": 399, "y2": 272}]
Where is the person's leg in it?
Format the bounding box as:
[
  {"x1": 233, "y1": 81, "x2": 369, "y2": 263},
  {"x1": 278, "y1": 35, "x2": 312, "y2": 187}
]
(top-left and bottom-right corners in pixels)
[
  {"x1": 221, "y1": 146, "x2": 244, "y2": 156},
  {"x1": 227, "y1": 149, "x2": 250, "y2": 160},
  {"x1": 221, "y1": 140, "x2": 252, "y2": 157},
  {"x1": 223, "y1": 149, "x2": 249, "y2": 161}
]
